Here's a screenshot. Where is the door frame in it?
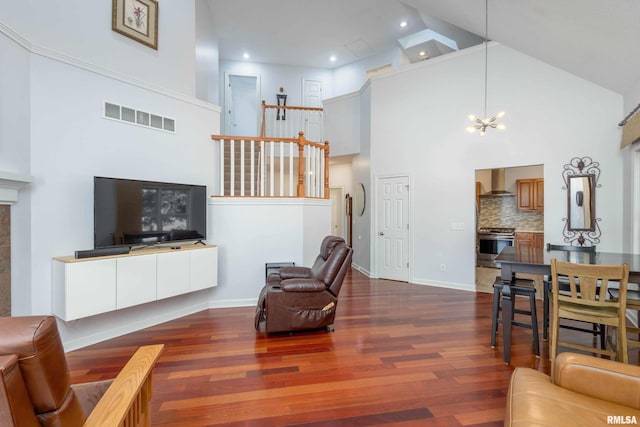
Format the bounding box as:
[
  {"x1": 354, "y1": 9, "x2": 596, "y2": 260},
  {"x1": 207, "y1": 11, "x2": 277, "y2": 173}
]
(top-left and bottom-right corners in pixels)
[
  {"x1": 632, "y1": 143, "x2": 640, "y2": 254},
  {"x1": 374, "y1": 173, "x2": 411, "y2": 281},
  {"x1": 223, "y1": 72, "x2": 262, "y2": 135},
  {"x1": 329, "y1": 185, "x2": 345, "y2": 240},
  {"x1": 302, "y1": 79, "x2": 322, "y2": 107}
]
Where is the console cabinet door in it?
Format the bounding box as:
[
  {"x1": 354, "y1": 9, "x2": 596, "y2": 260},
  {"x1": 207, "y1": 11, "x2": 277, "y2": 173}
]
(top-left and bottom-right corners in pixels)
[
  {"x1": 117, "y1": 254, "x2": 157, "y2": 309},
  {"x1": 190, "y1": 246, "x2": 218, "y2": 291},
  {"x1": 53, "y1": 259, "x2": 116, "y2": 321},
  {"x1": 157, "y1": 251, "x2": 190, "y2": 300}
]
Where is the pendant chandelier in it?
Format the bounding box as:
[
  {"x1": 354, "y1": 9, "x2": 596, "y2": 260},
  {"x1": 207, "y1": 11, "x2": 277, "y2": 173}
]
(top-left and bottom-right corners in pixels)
[{"x1": 466, "y1": 0, "x2": 505, "y2": 136}]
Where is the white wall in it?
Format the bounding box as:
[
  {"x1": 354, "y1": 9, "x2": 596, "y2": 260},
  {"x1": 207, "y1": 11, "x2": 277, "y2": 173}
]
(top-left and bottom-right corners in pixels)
[
  {"x1": 28, "y1": 55, "x2": 220, "y2": 346},
  {"x1": 323, "y1": 92, "x2": 361, "y2": 157},
  {"x1": 351, "y1": 83, "x2": 372, "y2": 275},
  {"x1": 219, "y1": 60, "x2": 333, "y2": 133},
  {"x1": 0, "y1": 5, "x2": 224, "y2": 348},
  {"x1": 2, "y1": 0, "x2": 196, "y2": 96},
  {"x1": 1, "y1": 28, "x2": 33, "y2": 315},
  {"x1": 209, "y1": 198, "x2": 331, "y2": 305},
  {"x1": 195, "y1": 0, "x2": 219, "y2": 104},
  {"x1": 332, "y1": 48, "x2": 404, "y2": 96},
  {"x1": 0, "y1": 29, "x2": 30, "y2": 175},
  {"x1": 329, "y1": 163, "x2": 354, "y2": 196},
  {"x1": 369, "y1": 42, "x2": 623, "y2": 289}
]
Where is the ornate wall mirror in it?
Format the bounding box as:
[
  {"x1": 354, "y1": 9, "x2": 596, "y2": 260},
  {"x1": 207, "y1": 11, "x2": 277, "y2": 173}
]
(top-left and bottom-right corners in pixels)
[
  {"x1": 567, "y1": 174, "x2": 595, "y2": 230},
  {"x1": 561, "y1": 156, "x2": 601, "y2": 246}
]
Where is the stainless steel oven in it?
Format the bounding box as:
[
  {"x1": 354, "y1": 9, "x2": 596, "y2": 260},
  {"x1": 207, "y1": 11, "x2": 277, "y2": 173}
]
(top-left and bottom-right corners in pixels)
[{"x1": 477, "y1": 227, "x2": 515, "y2": 268}]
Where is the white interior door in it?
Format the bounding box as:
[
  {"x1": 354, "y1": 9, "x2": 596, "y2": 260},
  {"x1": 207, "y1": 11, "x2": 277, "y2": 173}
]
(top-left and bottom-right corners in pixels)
[
  {"x1": 376, "y1": 176, "x2": 409, "y2": 281},
  {"x1": 224, "y1": 73, "x2": 260, "y2": 136},
  {"x1": 330, "y1": 187, "x2": 344, "y2": 238},
  {"x1": 302, "y1": 79, "x2": 322, "y2": 142}
]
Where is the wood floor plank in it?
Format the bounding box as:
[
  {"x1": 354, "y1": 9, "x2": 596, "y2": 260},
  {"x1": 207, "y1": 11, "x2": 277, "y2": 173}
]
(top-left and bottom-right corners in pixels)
[{"x1": 65, "y1": 269, "x2": 637, "y2": 426}]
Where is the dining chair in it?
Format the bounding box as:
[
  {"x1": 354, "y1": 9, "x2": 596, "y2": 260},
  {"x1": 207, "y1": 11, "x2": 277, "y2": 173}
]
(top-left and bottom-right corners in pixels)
[
  {"x1": 608, "y1": 284, "x2": 640, "y2": 353},
  {"x1": 543, "y1": 243, "x2": 604, "y2": 348},
  {"x1": 549, "y1": 258, "x2": 629, "y2": 364},
  {"x1": 491, "y1": 276, "x2": 540, "y2": 357}
]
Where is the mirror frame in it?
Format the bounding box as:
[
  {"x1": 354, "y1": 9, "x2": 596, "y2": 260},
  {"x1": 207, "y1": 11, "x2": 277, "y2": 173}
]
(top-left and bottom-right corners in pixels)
[
  {"x1": 561, "y1": 156, "x2": 602, "y2": 246},
  {"x1": 567, "y1": 174, "x2": 595, "y2": 231}
]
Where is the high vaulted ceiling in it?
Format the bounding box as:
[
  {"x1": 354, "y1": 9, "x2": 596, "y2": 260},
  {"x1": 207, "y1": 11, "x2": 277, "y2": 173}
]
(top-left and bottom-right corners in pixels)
[{"x1": 207, "y1": 0, "x2": 640, "y2": 95}]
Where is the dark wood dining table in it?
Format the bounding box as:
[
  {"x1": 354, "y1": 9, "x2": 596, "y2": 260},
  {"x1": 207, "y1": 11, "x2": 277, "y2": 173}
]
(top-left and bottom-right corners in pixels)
[{"x1": 494, "y1": 246, "x2": 640, "y2": 364}]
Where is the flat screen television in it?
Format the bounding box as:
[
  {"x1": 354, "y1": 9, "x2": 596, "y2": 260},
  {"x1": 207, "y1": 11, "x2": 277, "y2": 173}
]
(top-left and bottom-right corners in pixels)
[{"x1": 94, "y1": 176, "x2": 207, "y2": 248}]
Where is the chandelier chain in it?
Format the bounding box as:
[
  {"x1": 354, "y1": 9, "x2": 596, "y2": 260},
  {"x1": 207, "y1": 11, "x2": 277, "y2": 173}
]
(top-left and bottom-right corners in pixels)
[
  {"x1": 483, "y1": 0, "x2": 488, "y2": 118},
  {"x1": 465, "y1": 0, "x2": 505, "y2": 136}
]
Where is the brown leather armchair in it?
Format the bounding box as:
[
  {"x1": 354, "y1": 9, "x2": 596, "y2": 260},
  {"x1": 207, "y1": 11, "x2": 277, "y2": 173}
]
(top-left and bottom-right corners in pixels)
[
  {"x1": 0, "y1": 315, "x2": 163, "y2": 427},
  {"x1": 255, "y1": 236, "x2": 353, "y2": 333},
  {"x1": 506, "y1": 352, "x2": 640, "y2": 426}
]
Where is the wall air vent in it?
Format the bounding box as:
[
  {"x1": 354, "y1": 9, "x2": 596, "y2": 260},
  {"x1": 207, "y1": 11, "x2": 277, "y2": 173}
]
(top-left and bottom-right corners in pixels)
[{"x1": 104, "y1": 102, "x2": 176, "y2": 133}]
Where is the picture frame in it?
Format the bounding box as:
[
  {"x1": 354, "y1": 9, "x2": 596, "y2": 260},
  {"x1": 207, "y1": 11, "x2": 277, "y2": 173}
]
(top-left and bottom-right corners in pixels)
[{"x1": 112, "y1": 0, "x2": 158, "y2": 50}]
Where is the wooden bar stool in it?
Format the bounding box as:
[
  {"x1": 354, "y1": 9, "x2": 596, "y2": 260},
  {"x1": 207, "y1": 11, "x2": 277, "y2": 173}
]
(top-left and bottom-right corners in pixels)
[{"x1": 491, "y1": 276, "x2": 540, "y2": 357}]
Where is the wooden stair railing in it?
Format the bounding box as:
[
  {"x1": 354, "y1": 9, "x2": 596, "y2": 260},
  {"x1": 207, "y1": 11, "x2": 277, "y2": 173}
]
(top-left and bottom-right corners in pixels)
[
  {"x1": 211, "y1": 132, "x2": 329, "y2": 198},
  {"x1": 261, "y1": 101, "x2": 324, "y2": 143}
]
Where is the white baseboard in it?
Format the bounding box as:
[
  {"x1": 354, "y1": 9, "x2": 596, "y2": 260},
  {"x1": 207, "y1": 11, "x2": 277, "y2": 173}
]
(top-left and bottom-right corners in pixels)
[
  {"x1": 351, "y1": 264, "x2": 372, "y2": 277},
  {"x1": 209, "y1": 298, "x2": 256, "y2": 309},
  {"x1": 60, "y1": 301, "x2": 210, "y2": 352},
  {"x1": 411, "y1": 278, "x2": 475, "y2": 292}
]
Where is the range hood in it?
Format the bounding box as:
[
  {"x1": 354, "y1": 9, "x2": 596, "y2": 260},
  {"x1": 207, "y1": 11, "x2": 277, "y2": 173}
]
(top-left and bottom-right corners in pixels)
[{"x1": 482, "y1": 169, "x2": 514, "y2": 196}]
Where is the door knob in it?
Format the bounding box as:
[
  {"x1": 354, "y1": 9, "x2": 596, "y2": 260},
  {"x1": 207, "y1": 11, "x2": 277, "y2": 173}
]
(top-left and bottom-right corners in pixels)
[{"x1": 378, "y1": 232, "x2": 384, "y2": 236}]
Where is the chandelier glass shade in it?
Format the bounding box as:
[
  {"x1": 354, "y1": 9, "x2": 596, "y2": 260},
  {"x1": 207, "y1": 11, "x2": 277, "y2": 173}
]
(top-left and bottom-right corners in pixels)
[{"x1": 466, "y1": 0, "x2": 505, "y2": 136}]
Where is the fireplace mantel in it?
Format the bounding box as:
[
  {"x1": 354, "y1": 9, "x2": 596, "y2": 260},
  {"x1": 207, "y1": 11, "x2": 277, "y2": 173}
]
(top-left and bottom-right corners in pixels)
[{"x1": 0, "y1": 171, "x2": 32, "y2": 205}]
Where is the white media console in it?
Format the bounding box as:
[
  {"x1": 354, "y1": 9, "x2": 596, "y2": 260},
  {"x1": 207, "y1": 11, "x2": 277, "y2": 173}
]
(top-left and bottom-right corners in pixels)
[{"x1": 52, "y1": 244, "x2": 217, "y2": 321}]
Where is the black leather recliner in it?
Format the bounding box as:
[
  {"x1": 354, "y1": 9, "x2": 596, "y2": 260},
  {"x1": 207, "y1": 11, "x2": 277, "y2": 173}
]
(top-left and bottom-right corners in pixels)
[{"x1": 255, "y1": 236, "x2": 353, "y2": 333}]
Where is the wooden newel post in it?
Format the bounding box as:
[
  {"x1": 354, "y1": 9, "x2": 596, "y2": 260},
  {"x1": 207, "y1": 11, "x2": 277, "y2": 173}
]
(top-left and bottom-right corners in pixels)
[
  {"x1": 324, "y1": 141, "x2": 330, "y2": 199},
  {"x1": 297, "y1": 132, "x2": 305, "y2": 197},
  {"x1": 260, "y1": 100, "x2": 266, "y2": 137}
]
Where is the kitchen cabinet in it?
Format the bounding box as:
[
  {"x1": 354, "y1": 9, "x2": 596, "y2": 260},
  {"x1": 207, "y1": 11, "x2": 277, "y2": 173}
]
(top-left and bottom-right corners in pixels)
[
  {"x1": 516, "y1": 178, "x2": 544, "y2": 211},
  {"x1": 515, "y1": 232, "x2": 544, "y2": 251}
]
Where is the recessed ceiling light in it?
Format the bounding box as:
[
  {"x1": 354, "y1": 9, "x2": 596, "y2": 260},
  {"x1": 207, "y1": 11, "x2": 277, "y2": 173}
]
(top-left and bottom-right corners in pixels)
[
  {"x1": 400, "y1": 21, "x2": 407, "y2": 28},
  {"x1": 243, "y1": 53, "x2": 250, "y2": 59},
  {"x1": 330, "y1": 55, "x2": 337, "y2": 62},
  {"x1": 419, "y1": 51, "x2": 426, "y2": 57}
]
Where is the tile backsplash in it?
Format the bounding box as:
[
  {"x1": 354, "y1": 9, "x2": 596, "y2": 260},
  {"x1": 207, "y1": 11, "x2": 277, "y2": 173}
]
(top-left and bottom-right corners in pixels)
[{"x1": 478, "y1": 195, "x2": 543, "y2": 231}]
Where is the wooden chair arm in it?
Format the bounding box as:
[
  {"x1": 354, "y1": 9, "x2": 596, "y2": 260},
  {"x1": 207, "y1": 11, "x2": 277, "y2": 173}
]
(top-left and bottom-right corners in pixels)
[{"x1": 83, "y1": 344, "x2": 164, "y2": 427}]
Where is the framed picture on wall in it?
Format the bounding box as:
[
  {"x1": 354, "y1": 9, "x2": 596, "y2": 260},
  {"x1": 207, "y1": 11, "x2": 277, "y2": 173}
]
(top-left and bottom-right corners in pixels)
[{"x1": 112, "y1": 0, "x2": 159, "y2": 50}]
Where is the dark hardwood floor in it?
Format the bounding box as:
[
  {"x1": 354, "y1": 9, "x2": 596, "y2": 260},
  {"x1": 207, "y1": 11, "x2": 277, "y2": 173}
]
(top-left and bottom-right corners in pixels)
[{"x1": 66, "y1": 269, "x2": 626, "y2": 426}]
